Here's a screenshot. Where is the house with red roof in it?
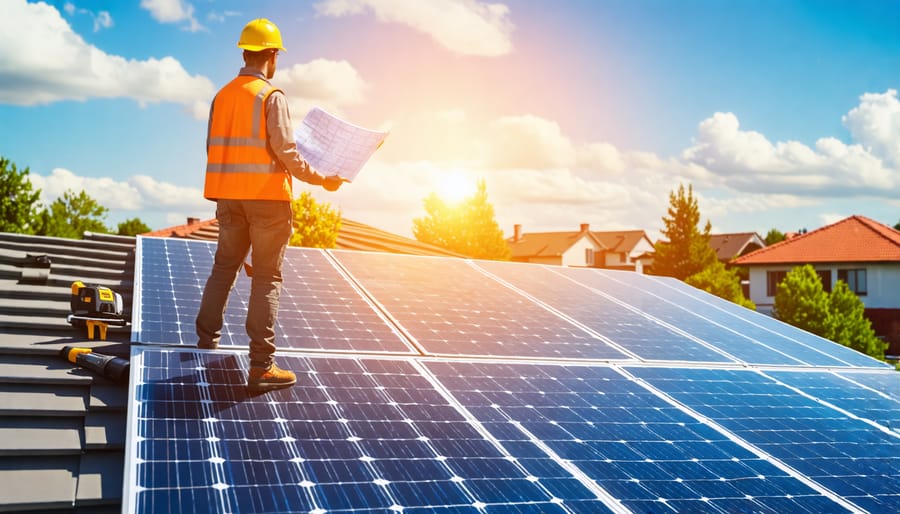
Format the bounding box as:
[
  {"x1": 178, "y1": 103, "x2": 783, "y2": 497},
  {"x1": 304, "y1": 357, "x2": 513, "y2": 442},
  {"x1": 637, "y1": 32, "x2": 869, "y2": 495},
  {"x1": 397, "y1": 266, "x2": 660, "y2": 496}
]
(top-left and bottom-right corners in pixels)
[
  {"x1": 733, "y1": 215, "x2": 900, "y2": 356},
  {"x1": 507, "y1": 223, "x2": 655, "y2": 272}
]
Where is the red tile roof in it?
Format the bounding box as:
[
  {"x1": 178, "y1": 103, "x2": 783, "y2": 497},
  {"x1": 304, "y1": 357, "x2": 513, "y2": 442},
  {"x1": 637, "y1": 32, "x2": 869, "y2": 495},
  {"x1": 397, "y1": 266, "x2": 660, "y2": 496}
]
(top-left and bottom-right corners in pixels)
[{"x1": 733, "y1": 215, "x2": 900, "y2": 265}]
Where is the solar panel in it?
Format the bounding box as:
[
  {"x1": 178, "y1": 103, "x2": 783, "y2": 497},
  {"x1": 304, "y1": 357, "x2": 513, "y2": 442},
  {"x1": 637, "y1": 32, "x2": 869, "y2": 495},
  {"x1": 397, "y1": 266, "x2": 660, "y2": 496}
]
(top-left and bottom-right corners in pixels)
[
  {"x1": 124, "y1": 347, "x2": 616, "y2": 514},
  {"x1": 133, "y1": 237, "x2": 413, "y2": 354},
  {"x1": 557, "y1": 267, "x2": 885, "y2": 368},
  {"x1": 125, "y1": 241, "x2": 899, "y2": 513},
  {"x1": 630, "y1": 366, "x2": 900, "y2": 513},
  {"x1": 330, "y1": 250, "x2": 628, "y2": 360},
  {"x1": 473, "y1": 260, "x2": 735, "y2": 363},
  {"x1": 425, "y1": 360, "x2": 859, "y2": 514},
  {"x1": 643, "y1": 273, "x2": 888, "y2": 368}
]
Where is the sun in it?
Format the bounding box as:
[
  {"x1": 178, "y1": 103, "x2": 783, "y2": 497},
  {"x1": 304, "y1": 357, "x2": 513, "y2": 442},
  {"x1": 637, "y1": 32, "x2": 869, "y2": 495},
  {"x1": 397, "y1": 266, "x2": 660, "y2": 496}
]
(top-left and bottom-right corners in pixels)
[{"x1": 437, "y1": 172, "x2": 476, "y2": 204}]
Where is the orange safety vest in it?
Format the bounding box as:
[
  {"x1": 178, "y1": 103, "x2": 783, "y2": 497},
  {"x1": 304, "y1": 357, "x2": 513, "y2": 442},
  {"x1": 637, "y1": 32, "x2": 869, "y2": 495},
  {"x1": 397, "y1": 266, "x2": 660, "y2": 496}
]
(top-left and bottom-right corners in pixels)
[{"x1": 204, "y1": 75, "x2": 291, "y2": 201}]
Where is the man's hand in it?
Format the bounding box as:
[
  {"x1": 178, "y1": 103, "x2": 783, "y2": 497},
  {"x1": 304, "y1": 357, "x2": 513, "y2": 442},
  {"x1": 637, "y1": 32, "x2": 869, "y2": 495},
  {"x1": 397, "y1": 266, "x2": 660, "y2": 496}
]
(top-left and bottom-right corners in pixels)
[{"x1": 323, "y1": 175, "x2": 344, "y2": 192}]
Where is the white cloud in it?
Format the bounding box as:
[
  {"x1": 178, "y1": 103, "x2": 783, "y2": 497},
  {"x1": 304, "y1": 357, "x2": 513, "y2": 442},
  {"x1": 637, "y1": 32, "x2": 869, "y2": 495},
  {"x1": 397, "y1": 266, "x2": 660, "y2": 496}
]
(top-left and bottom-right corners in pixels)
[
  {"x1": 61, "y1": 2, "x2": 113, "y2": 32},
  {"x1": 681, "y1": 110, "x2": 897, "y2": 196},
  {"x1": 314, "y1": 0, "x2": 513, "y2": 57},
  {"x1": 0, "y1": 0, "x2": 214, "y2": 118},
  {"x1": 842, "y1": 89, "x2": 900, "y2": 168},
  {"x1": 273, "y1": 59, "x2": 369, "y2": 121},
  {"x1": 27, "y1": 168, "x2": 206, "y2": 213},
  {"x1": 94, "y1": 11, "x2": 113, "y2": 32},
  {"x1": 486, "y1": 115, "x2": 576, "y2": 169},
  {"x1": 140, "y1": 0, "x2": 203, "y2": 32}
]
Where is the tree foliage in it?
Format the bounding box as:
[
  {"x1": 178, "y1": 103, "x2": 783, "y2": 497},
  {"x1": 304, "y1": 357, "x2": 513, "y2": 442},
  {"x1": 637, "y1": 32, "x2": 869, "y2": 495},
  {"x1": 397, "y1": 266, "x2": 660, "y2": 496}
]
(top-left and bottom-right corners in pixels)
[
  {"x1": 117, "y1": 217, "x2": 152, "y2": 236},
  {"x1": 289, "y1": 191, "x2": 341, "y2": 248},
  {"x1": 894, "y1": 219, "x2": 900, "y2": 231},
  {"x1": 774, "y1": 264, "x2": 885, "y2": 359},
  {"x1": 412, "y1": 179, "x2": 510, "y2": 260},
  {"x1": 652, "y1": 183, "x2": 717, "y2": 280},
  {"x1": 0, "y1": 156, "x2": 43, "y2": 234},
  {"x1": 828, "y1": 280, "x2": 885, "y2": 359},
  {"x1": 772, "y1": 264, "x2": 831, "y2": 337},
  {"x1": 764, "y1": 228, "x2": 785, "y2": 246},
  {"x1": 686, "y1": 260, "x2": 755, "y2": 309},
  {"x1": 37, "y1": 189, "x2": 110, "y2": 239}
]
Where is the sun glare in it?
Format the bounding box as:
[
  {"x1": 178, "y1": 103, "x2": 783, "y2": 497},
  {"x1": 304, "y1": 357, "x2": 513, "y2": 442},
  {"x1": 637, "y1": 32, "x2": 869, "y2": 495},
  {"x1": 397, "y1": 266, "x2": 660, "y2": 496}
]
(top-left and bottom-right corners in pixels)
[{"x1": 437, "y1": 173, "x2": 476, "y2": 204}]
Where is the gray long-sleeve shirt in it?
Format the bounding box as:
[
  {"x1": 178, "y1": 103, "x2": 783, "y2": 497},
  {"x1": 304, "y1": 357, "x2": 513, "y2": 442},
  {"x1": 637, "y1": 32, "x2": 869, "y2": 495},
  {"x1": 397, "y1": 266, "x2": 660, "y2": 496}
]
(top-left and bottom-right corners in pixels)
[{"x1": 207, "y1": 67, "x2": 325, "y2": 186}]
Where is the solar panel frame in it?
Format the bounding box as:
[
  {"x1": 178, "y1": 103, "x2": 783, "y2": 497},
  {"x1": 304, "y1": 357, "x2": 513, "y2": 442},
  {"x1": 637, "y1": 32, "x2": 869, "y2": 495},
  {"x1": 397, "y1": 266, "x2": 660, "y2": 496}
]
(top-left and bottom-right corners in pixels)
[{"x1": 132, "y1": 237, "x2": 415, "y2": 355}]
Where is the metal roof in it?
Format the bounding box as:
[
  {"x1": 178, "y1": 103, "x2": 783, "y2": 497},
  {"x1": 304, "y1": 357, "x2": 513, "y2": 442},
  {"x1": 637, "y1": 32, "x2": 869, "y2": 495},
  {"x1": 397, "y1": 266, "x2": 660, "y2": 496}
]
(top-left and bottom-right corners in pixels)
[{"x1": 0, "y1": 231, "x2": 134, "y2": 512}]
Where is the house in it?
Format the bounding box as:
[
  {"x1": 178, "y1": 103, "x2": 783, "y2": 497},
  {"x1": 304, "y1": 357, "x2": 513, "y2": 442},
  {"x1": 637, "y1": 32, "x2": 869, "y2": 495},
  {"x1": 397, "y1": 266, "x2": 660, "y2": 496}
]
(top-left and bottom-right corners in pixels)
[
  {"x1": 591, "y1": 229, "x2": 656, "y2": 272},
  {"x1": 710, "y1": 232, "x2": 765, "y2": 263},
  {"x1": 732, "y1": 215, "x2": 900, "y2": 357},
  {"x1": 144, "y1": 217, "x2": 467, "y2": 258},
  {"x1": 507, "y1": 223, "x2": 654, "y2": 271}
]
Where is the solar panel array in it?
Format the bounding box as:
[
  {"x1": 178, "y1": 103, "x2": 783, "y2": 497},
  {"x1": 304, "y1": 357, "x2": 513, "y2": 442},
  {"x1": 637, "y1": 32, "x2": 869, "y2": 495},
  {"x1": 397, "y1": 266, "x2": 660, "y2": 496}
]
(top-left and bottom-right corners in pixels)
[{"x1": 125, "y1": 237, "x2": 899, "y2": 514}]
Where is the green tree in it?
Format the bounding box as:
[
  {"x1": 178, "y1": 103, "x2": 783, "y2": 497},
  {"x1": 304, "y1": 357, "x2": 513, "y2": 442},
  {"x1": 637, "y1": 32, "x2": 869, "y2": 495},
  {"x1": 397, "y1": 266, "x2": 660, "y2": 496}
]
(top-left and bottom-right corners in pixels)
[
  {"x1": 37, "y1": 189, "x2": 110, "y2": 239},
  {"x1": 289, "y1": 191, "x2": 341, "y2": 248},
  {"x1": 894, "y1": 219, "x2": 899, "y2": 231},
  {"x1": 652, "y1": 183, "x2": 717, "y2": 280},
  {"x1": 773, "y1": 264, "x2": 885, "y2": 359},
  {"x1": 764, "y1": 228, "x2": 785, "y2": 246},
  {"x1": 686, "y1": 260, "x2": 755, "y2": 309},
  {"x1": 412, "y1": 179, "x2": 510, "y2": 260},
  {"x1": 829, "y1": 280, "x2": 885, "y2": 359},
  {"x1": 0, "y1": 156, "x2": 43, "y2": 234},
  {"x1": 773, "y1": 265, "x2": 832, "y2": 338},
  {"x1": 117, "y1": 217, "x2": 152, "y2": 236}
]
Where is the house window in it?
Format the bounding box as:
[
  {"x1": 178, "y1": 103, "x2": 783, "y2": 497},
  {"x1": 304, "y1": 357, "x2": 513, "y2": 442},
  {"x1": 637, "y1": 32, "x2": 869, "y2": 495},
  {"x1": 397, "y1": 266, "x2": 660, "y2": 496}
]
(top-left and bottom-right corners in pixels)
[
  {"x1": 766, "y1": 270, "x2": 787, "y2": 296},
  {"x1": 816, "y1": 270, "x2": 832, "y2": 293},
  {"x1": 837, "y1": 269, "x2": 867, "y2": 295},
  {"x1": 585, "y1": 248, "x2": 594, "y2": 266}
]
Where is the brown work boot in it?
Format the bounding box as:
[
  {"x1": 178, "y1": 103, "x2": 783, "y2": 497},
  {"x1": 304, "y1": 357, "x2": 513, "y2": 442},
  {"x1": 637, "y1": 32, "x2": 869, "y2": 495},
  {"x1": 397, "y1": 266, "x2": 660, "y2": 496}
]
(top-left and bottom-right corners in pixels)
[{"x1": 247, "y1": 363, "x2": 296, "y2": 393}]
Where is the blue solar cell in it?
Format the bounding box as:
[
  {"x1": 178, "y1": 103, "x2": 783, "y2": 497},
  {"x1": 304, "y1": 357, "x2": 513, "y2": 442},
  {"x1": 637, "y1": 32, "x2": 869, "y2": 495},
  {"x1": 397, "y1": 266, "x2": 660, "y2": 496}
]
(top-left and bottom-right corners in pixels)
[
  {"x1": 644, "y1": 273, "x2": 889, "y2": 368},
  {"x1": 133, "y1": 237, "x2": 412, "y2": 353},
  {"x1": 473, "y1": 260, "x2": 735, "y2": 363},
  {"x1": 424, "y1": 361, "x2": 849, "y2": 513},
  {"x1": 330, "y1": 250, "x2": 628, "y2": 360},
  {"x1": 631, "y1": 366, "x2": 900, "y2": 513},
  {"x1": 767, "y1": 369, "x2": 900, "y2": 434},
  {"x1": 125, "y1": 347, "x2": 611, "y2": 514}
]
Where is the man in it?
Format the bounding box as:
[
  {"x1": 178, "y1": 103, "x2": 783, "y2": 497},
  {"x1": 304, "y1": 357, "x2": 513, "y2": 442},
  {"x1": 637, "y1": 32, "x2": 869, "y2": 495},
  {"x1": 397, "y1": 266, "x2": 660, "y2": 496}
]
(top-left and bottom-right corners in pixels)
[{"x1": 196, "y1": 18, "x2": 343, "y2": 393}]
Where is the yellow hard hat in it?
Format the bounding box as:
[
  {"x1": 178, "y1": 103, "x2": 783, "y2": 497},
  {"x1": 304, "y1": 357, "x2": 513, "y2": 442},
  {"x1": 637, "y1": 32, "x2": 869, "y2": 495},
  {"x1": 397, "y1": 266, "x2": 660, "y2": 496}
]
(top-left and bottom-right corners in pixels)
[{"x1": 237, "y1": 18, "x2": 286, "y2": 52}]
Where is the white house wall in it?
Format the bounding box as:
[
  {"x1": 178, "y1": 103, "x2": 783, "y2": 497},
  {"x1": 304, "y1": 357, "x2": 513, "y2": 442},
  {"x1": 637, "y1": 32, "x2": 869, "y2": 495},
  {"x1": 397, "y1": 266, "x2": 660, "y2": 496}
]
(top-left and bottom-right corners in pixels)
[
  {"x1": 747, "y1": 263, "x2": 900, "y2": 315},
  {"x1": 561, "y1": 235, "x2": 603, "y2": 267}
]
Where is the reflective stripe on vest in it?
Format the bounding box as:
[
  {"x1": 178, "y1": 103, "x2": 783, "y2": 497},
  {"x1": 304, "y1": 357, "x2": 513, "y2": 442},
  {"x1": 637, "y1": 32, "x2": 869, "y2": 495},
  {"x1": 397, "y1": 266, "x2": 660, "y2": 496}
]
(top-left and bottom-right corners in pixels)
[{"x1": 204, "y1": 76, "x2": 292, "y2": 200}]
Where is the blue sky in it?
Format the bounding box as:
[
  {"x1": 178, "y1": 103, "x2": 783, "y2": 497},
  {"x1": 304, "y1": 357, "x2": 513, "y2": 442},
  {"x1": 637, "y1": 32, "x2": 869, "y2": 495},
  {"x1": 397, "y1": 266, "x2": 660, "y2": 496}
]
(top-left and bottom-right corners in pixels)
[{"x1": 1, "y1": 0, "x2": 898, "y2": 238}]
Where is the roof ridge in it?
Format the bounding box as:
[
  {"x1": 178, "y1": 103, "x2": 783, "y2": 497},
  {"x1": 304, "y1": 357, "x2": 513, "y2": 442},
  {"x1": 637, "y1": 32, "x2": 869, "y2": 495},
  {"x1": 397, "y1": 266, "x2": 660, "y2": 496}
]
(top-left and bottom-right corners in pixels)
[{"x1": 852, "y1": 214, "x2": 900, "y2": 246}]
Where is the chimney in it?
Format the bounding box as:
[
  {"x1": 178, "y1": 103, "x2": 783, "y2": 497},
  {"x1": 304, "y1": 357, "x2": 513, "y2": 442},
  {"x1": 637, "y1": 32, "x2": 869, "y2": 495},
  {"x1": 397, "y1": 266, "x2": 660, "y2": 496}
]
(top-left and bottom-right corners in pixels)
[
  {"x1": 580, "y1": 223, "x2": 590, "y2": 233},
  {"x1": 187, "y1": 217, "x2": 200, "y2": 225},
  {"x1": 513, "y1": 224, "x2": 522, "y2": 242}
]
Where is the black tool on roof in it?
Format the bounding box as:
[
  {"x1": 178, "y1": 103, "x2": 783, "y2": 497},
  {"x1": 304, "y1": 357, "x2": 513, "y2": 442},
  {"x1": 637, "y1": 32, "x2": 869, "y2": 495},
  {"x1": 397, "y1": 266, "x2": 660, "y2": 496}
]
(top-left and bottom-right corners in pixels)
[
  {"x1": 67, "y1": 281, "x2": 127, "y2": 340},
  {"x1": 60, "y1": 346, "x2": 130, "y2": 384}
]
